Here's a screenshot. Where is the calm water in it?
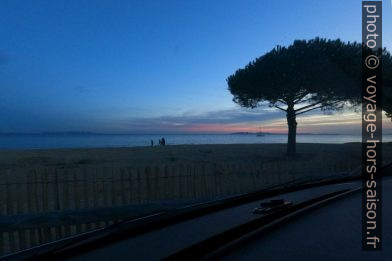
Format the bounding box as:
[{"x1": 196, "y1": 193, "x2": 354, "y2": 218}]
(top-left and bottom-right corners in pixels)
[{"x1": 2, "y1": 133, "x2": 392, "y2": 150}]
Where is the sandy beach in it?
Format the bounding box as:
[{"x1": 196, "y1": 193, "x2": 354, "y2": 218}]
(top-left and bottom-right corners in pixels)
[
  {"x1": 2, "y1": 142, "x2": 392, "y2": 171},
  {"x1": 1, "y1": 143, "x2": 391, "y2": 256},
  {"x1": 1, "y1": 142, "x2": 392, "y2": 223}
]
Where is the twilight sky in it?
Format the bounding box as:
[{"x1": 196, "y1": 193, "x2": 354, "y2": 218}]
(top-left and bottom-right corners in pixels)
[{"x1": 1, "y1": 0, "x2": 392, "y2": 134}]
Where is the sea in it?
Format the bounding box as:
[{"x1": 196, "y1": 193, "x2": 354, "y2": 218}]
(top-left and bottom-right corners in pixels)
[{"x1": 1, "y1": 133, "x2": 392, "y2": 150}]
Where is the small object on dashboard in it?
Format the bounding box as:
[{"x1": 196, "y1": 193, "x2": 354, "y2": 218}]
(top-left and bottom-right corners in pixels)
[{"x1": 253, "y1": 199, "x2": 293, "y2": 214}]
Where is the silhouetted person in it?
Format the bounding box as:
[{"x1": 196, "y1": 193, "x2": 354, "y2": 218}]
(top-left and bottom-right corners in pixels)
[
  {"x1": 151, "y1": 140, "x2": 154, "y2": 147},
  {"x1": 158, "y1": 138, "x2": 162, "y2": 146},
  {"x1": 161, "y1": 137, "x2": 166, "y2": 146}
]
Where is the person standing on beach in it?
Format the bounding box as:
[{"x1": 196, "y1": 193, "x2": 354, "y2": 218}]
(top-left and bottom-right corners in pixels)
[
  {"x1": 162, "y1": 137, "x2": 166, "y2": 146},
  {"x1": 151, "y1": 140, "x2": 154, "y2": 147}
]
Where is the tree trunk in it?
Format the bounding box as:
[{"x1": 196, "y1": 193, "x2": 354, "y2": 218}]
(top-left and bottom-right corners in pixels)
[{"x1": 286, "y1": 103, "x2": 297, "y2": 157}]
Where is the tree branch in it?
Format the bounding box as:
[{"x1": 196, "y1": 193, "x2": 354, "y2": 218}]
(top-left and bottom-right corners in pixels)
[
  {"x1": 274, "y1": 105, "x2": 287, "y2": 112},
  {"x1": 294, "y1": 100, "x2": 324, "y2": 113},
  {"x1": 295, "y1": 100, "x2": 343, "y2": 115},
  {"x1": 294, "y1": 92, "x2": 310, "y2": 103},
  {"x1": 295, "y1": 105, "x2": 324, "y2": 115}
]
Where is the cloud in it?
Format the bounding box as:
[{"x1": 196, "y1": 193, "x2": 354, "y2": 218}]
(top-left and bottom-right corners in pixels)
[
  {"x1": 103, "y1": 105, "x2": 392, "y2": 134},
  {"x1": 104, "y1": 106, "x2": 370, "y2": 134},
  {"x1": 119, "y1": 107, "x2": 282, "y2": 129}
]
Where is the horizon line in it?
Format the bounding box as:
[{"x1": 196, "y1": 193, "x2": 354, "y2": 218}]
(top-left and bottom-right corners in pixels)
[{"x1": 0, "y1": 131, "x2": 365, "y2": 136}]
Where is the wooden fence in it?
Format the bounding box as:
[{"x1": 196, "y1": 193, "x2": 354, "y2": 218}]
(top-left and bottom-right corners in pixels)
[{"x1": 0, "y1": 160, "x2": 357, "y2": 255}]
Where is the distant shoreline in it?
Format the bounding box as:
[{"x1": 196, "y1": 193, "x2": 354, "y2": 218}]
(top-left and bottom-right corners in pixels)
[
  {"x1": 0, "y1": 132, "x2": 368, "y2": 136},
  {"x1": 2, "y1": 131, "x2": 392, "y2": 136},
  {"x1": 229, "y1": 132, "x2": 347, "y2": 135},
  {"x1": 3, "y1": 133, "x2": 392, "y2": 150}
]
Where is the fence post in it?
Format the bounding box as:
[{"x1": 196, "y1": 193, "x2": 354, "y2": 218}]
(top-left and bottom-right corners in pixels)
[{"x1": 0, "y1": 170, "x2": 6, "y2": 215}]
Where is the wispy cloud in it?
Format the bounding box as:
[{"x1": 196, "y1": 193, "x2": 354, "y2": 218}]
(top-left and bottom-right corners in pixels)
[
  {"x1": 101, "y1": 106, "x2": 388, "y2": 134},
  {"x1": 101, "y1": 107, "x2": 280, "y2": 133}
]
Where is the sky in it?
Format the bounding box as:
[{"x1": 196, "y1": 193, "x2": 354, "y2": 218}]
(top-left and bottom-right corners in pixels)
[{"x1": 1, "y1": 0, "x2": 392, "y2": 134}]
